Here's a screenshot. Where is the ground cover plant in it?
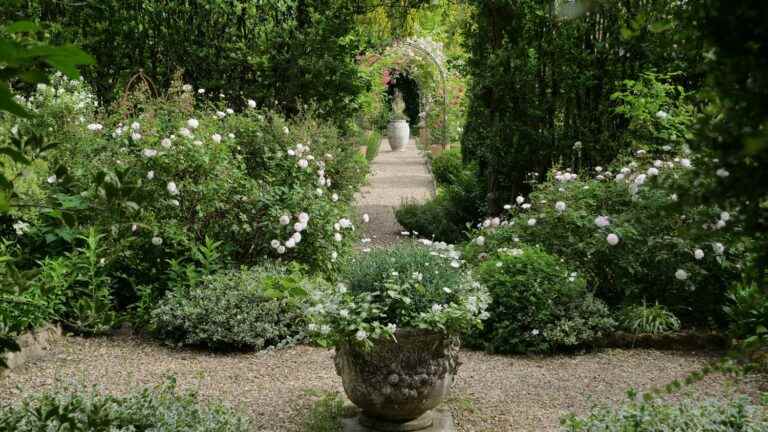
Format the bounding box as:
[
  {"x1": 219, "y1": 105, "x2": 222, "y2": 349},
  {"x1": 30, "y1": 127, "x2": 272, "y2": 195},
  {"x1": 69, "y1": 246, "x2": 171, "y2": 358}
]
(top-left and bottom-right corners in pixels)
[
  {"x1": 0, "y1": 380, "x2": 251, "y2": 432},
  {"x1": 562, "y1": 393, "x2": 768, "y2": 431}
]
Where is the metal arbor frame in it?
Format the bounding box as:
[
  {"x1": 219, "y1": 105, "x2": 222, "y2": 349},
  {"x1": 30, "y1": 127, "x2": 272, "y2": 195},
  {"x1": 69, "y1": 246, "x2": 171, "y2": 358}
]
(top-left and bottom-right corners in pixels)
[{"x1": 373, "y1": 38, "x2": 449, "y2": 149}]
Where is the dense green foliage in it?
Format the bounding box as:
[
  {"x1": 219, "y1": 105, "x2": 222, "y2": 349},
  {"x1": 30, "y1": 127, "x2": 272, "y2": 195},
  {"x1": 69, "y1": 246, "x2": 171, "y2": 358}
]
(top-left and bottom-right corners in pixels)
[
  {"x1": 470, "y1": 245, "x2": 614, "y2": 353},
  {"x1": 684, "y1": 1, "x2": 768, "y2": 288},
  {"x1": 396, "y1": 151, "x2": 483, "y2": 243},
  {"x1": 151, "y1": 266, "x2": 310, "y2": 350},
  {"x1": 562, "y1": 395, "x2": 768, "y2": 431},
  {"x1": 724, "y1": 279, "x2": 768, "y2": 341},
  {"x1": 2, "y1": 1, "x2": 374, "y2": 127},
  {"x1": 465, "y1": 152, "x2": 745, "y2": 326},
  {"x1": 0, "y1": 380, "x2": 251, "y2": 431},
  {"x1": 430, "y1": 147, "x2": 463, "y2": 186},
  {"x1": 461, "y1": 0, "x2": 697, "y2": 211},
  {"x1": 0, "y1": 20, "x2": 93, "y2": 365},
  {"x1": 1, "y1": 73, "x2": 367, "y2": 347}
]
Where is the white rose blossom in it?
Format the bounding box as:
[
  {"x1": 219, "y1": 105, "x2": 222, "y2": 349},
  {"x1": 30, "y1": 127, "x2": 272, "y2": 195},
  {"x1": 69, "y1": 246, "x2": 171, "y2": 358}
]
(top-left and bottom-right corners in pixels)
[
  {"x1": 166, "y1": 181, "x2": 179, "y2": 195},
  {"x1": 594, "y1": 216, "x2": 610, "y2": 227}
]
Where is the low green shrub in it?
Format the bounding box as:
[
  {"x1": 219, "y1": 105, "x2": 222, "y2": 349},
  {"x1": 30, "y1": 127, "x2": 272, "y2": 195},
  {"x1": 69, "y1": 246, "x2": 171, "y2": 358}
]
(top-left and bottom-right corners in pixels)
[
  {"x1": 0, "y1": 242, "x2": 56, "y2": 335},
  {"x1": 0, "y1": 380, "x2": 251, "y2": 431},
  {"x1": 150, "y1": 266, "x2": 311, "y2": 350},
  {"x1": 431, "y1": 147, "x2": 463, "y2": 186},
  {"x1": 619, "y1": 302, "x2": 681, "y2": 335},
  {"x1": 395, "y1": 162, "x2": 485, "y2": 244},
  {"x1": 339, "y1": 242, "x2": 465, "y2": 295},
  {"x1": 562, "y1": 395, "x2": 768, "y2": 431},
  {"x1": 470, "y1": 246, "x2": 615, "y2": 353},
  {"x1": 395, "y1": 196, "x2": 467, "y2": 244}
]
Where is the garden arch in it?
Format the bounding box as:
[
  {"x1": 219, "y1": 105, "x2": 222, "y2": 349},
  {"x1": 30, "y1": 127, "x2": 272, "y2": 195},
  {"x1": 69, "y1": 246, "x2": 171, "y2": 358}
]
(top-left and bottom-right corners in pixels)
[{"x1": 364, "y1": 37, "x2": 450, "y2": 148}]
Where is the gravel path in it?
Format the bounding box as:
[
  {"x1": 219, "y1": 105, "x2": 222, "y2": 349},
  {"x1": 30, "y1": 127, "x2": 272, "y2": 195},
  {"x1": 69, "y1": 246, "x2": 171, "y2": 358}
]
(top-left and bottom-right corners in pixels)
[
  {"x1": 356, "y1": 138, "x2": 434, "y2": 247},
  {"x1": 1, "y1": 336, "x2": 758, "y2": 431}
]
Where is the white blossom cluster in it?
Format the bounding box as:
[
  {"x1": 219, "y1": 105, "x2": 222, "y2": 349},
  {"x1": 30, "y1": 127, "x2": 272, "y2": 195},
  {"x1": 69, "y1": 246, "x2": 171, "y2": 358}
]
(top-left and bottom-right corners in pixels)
[{"x1": 470, "y1": 149, "x2": 736, "y2": 287}]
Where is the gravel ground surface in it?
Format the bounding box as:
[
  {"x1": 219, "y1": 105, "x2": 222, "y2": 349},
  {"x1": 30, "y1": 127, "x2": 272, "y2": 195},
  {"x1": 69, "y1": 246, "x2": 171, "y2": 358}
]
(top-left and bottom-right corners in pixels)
[
  {"x1": 356, "y1": 138, "x2": 434, "y2": 248},
  {"x1": 1, "y1": 336, "x2": 760, "y2": 431}
]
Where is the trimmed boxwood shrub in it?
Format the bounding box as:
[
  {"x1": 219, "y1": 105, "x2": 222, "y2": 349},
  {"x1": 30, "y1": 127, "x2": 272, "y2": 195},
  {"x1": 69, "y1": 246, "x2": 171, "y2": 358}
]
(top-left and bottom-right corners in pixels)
[
  {"x1": 469, "y1": 245, "x2": 615, "y2": 353},
  {"x1": 150, "y1": 266, "x2": 312, "y2": 350}
]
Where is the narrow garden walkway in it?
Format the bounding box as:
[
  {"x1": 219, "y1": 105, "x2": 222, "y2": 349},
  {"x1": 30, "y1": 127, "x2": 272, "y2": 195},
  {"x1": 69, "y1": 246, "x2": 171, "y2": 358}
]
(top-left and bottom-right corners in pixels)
[{"x1": 356, "y1": 137, "x2": 433, "y2": 247}]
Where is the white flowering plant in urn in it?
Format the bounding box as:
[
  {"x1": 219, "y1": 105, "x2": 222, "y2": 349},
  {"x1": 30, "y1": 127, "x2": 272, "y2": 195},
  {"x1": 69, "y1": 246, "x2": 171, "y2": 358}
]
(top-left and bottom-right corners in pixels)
[
  {"x1": 306, "y1": 242, "x2": 489, "y2": 428},
  {"x1": 305, "y1": 242, "x2": 490, "y2": 348}
]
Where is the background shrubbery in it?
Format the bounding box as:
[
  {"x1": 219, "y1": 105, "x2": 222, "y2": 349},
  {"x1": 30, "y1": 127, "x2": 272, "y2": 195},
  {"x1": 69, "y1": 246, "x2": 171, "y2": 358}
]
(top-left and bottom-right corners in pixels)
[
  {"x1": 464, "y1": 151, "x2": 744, "y2": 327},
  {"x1": 1, "y1": 73, "x2": 367, "y2": 343},
  {"x1": 468, "y1": 245, "x2": 614, "y2": 353},
  {"x1": 396, "y1": 148, "x2": 484, "y2": 244},
  {"x1": 1, "y1": 0, "x2": 369, "y2": 128}
]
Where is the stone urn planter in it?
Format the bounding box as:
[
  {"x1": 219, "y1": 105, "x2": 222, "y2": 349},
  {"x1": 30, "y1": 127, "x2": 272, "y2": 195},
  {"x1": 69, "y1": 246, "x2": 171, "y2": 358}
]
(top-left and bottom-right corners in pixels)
[
  {"x1": 335, "y1": 328, "x2": 460, "y2": 431},
  {"x1": 387, "y1": 120, "x2": 410, "y2": 151}
]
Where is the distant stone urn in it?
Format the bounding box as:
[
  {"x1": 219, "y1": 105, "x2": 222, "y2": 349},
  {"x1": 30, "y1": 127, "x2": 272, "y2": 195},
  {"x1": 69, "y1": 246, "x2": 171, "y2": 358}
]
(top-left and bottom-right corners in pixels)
[
  {"x1": 387, "y1": 119, "x2": 410, "y2": 151},
  {"x1": 334, "y1": 328, "x2": 460, "y2": 431}
]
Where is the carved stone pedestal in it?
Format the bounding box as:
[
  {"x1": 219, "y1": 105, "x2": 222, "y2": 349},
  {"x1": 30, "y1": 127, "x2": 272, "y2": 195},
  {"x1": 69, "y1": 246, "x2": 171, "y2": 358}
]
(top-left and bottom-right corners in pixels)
[{"x1": 342, "y1": 407, "x2": 455, "y2": 432}]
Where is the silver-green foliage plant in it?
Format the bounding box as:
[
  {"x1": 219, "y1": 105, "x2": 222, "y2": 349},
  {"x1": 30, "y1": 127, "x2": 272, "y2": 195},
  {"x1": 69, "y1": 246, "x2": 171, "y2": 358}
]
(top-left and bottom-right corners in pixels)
[
  {"x1": 0, "y1": 379, "x2": 251, "y2": 431},
  {"x1": 620, "y1": 302, "x2": 681, "y2": 335},
  {"x1": 562, "y1": 394, "x2": 768, "y2": 431},
  {"x1": 305, "y1": 242, "x2": 490, "y2": 349},
  {"x1": 150, "y1": 265, "x2": 313, "y2": 350}
]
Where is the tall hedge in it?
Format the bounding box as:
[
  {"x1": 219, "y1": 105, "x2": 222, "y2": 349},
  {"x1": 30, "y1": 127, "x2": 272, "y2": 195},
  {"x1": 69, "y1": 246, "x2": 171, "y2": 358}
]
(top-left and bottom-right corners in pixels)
[
  {"x1": 1, "y1": 0, "x2": 370, "y2": 127},
  {"x1": 460, "y1": 0, "x2": 698, "y2": 212}
]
